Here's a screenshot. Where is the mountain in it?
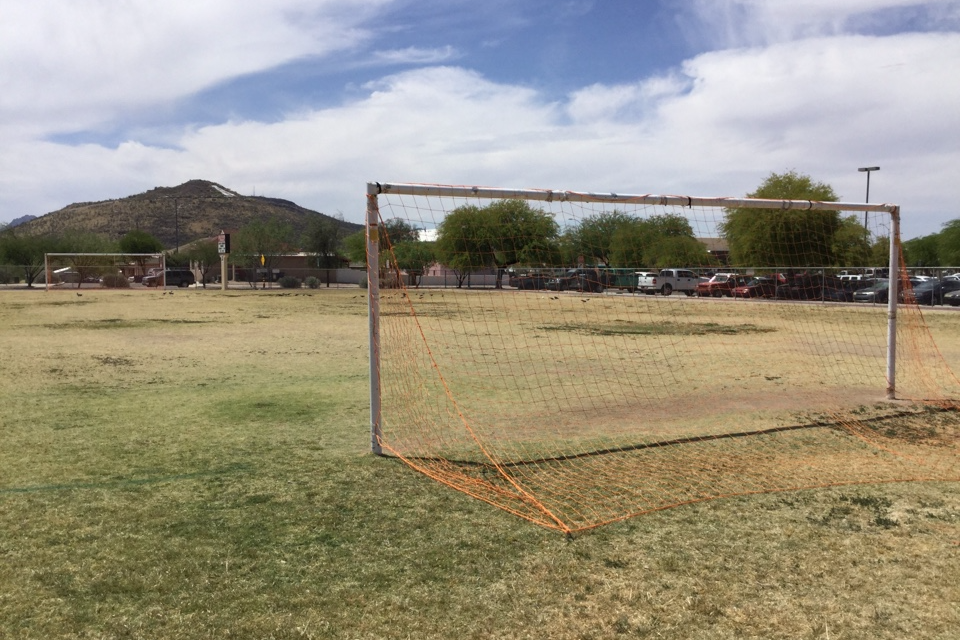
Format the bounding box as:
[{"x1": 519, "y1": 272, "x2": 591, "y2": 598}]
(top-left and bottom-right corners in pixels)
[
  {"x1": 14, "y1": 180, "x2": 361, "y2": 249},
  {"x1": 7, "y1": 214, "x2": 37, "y2": 228}
]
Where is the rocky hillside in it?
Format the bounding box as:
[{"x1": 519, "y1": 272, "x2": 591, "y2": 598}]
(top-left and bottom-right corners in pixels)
[{"x1": 15, "y1": 180, "x2": 361, "y2": 249}]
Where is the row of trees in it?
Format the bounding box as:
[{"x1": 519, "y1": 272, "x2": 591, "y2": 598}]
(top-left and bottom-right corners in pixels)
[
  {"x1": 348, "y1": 171, "x2": 906, "y2": 289},
  {"x1": 902, "y1": 221, "x2": 960, "y2": 267}
]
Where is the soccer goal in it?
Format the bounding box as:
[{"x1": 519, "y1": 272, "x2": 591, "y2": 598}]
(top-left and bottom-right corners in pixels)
[
  {"x1": 365, "y1": 182, "x2": 960, "y2": 533},
  {"x1": 44, "y1": 252, "x2": 166, "y2": 290}
]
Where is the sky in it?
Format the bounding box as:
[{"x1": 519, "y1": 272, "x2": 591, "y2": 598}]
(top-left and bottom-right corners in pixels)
[{"x1": 1, "y1": 0, "x2": 959, "y2": 239}]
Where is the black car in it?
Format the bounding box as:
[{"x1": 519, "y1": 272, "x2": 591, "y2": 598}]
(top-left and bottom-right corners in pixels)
[
  {"x1": 545, "y1": 268, "x2": 607, "y2": 293},
  {"x1": 510, "y1": 272, "x2": 551, "y2": 290},
  {"x1": 775, "y1": 274, "x2": 847, "y2": 301},
  {"x1": 853, "y1": 280, "x2": 890, "y2": 304},
  {"x1": 903, "y1": 279, "x2": 960, "y2": 305},
  {"x1": 143, "y1": 269, "x2": 196, "y2": 288}
]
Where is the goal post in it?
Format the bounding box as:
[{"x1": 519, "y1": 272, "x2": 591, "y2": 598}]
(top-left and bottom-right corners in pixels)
[{"x1": 365, "y1": 182, "x2": 956, "y2": 533}]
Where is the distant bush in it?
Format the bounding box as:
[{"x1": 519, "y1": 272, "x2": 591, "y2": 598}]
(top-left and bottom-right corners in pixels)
[
  {"x1": 305, "y1": 276, "x2": 320, "y2": 289},
  {"x1": 278, "y1": 276, "x2": 301, "y2": 289},
  {"x1": 99, "y1": 273, "x2": 130, "y2": 288}
]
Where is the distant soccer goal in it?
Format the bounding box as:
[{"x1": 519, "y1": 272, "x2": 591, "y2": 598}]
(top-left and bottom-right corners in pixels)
[
  {"x1": 44, "y1": 253, "x2": 165, "y2": 290},
  {"x1": 365, "y1": 182, "x2": 960, "y2": 533}
]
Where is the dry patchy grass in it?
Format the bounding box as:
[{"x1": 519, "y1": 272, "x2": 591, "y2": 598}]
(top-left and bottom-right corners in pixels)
[{"x1": 0, "y1": 288, "x2": 958, "y2": 639}]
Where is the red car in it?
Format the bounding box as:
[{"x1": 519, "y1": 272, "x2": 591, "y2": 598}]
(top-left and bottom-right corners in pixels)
[
  {"x1": 733, "y1": 275, "x2": 785, "y2": 299},
  {"x1": 696, "y1": 273, "x2": 750, "y2": 297}
]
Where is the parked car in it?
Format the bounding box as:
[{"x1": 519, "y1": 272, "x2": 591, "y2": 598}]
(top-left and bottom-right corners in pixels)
[
  {"x1": 142, "y1": 269, "x2": 196, "y2": 288},
  {"x1": 732, "y1": 275, "x2": 783, "y2": 299},
  {"x1": 776, "y1": 273, "x2": 855, "y2": 301},
  {"x1": 945, "y1": 289, "x2": 960, "y2": 306},
  {"x1": 545, "y1": 268, "x2": 606, "y2": 293},
  {"x1": 903, "y1": 278, "x2": 960, "y2": 305},
  {"x1": 853, "y1": 280, "x2": 890, "y2": 304},
  {"x1": 820, "y1": 277, "x2": 864, "y2": 303},
  {"x1": 510, "y1": 271, "x2": 551, "y2": 290},
  {"x1": 697, "y1": 273, "x2": 749, "y2": 297}
]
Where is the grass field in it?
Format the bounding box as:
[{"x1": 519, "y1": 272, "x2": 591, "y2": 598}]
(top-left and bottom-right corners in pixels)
[{"x1": 2, "y1": 288, "x2": 959, "y2": 639}]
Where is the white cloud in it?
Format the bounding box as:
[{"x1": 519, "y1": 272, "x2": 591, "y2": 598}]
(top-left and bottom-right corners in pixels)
[
  {"x1": 0, "y1": 0, "x2": 388, "y2": 139},
  {"x1": 2, "y1": 6, "x2": 959, "y2": 239},
  {"x1": 368, "y1": 45, "x2": 461, "y2": 65},
  {"x1": 685, "y1": 0, "x2": 960, "y2": 48}
]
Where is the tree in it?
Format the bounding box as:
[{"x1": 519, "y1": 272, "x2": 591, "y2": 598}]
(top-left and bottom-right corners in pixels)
[
  {"x1": 342, "y1": 230, "x2": 367, "y2": 265},
  {"x1": 485, "y1": 200, "x2": 560, "y2": 288},
  {"x1": 231, "y1": 217, "x2": 294, "y2": 287},
  {"x1": 119, "y1": 230, "x2": 164, "y2": 278},
  {"x1": 56, "y1": 232, "x2": 116, "y2": 288},
  {"x1": 434, "y1": 205, "x2": 494, "y2": 287},
  {"x1": 721, "y1": 171, "x2": 842, "y2": 268},
  {"x1": 391, "y1": 241, "x2": 436, "y2": 287},
  {"x1": 185, "y1": 239, "x2": 221, "y2": 287},
  {"x1": 434, "y1": 200, "x2": 559, "y2": 288},
  {"x1": 303, "y1": 214, "x2": 344, "y2": 269},
  {"x1": 563, "y1": 210, "x2": 635, "y2": 266},
  {"x1": 939, "y1": 220, "x2": 960, "y2": 266},
  {"x1": 832, "y1": 215, "x2": 873, "y2": 267},
  {"x1": 0, "y1": 231, "x2": 57, "y2": 287},
  {"x1": 382, "y1": 218, "x2": 420, "y2": 245},
  {"x1": 607, "y1": 214, "x2": 709, "y2": 268},
  {"x1": 902, "y1": 233, "x2": 940, "y2": 268}
]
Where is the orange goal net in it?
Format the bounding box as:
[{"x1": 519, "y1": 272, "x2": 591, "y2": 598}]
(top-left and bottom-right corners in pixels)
[{"x1": 365, "y1": 182, "x2": 960, "y2": 533}]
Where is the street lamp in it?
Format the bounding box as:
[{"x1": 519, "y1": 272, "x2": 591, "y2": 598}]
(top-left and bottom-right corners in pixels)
[{"x1": 858, "y1": 166, "x2": 879, "y2": 231}]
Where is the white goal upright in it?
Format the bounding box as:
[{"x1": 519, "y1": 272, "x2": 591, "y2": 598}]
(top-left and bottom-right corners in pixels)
[{"x1": 365, "y1": 182, "x2": 959, "y2": 533}]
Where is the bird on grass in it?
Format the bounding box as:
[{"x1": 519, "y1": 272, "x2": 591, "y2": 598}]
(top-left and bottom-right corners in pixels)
[{"x1": 76, "y1": 292, "x2": 82, "y2": 297}]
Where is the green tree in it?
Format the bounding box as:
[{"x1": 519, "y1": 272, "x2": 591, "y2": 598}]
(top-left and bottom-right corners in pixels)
[
  {"x1": 563, "y1": 210, "x2": 634, "y2": 266},
  {"x1": 391, "y1": 241, "x2": 436, "y2": 287},
  {"x1": 0, "y1": 231, "x2": 58, "y2": 287},
  {"x1": 57, "y1": 232, "x2": 116, "y2": 288},
  {"x1": 302, "y1": 214, "x2": 344, "y2": 269},
  {"x1": 486, "y1": 200, "x2": 560, "y2": 287},
  {"x1": 119, "y1": 229, "x2": 164, "y2": 278},
  {"x1": 434, "y1": 205, "x2": 495, "y2": 287},
  {"x1": 342, "y1": 230, "x2": 367, "y2": 265},
  {"x1": 434, "y1": 200, "x2": 559, "y2": 288},
  {"x1": 607, "y1": 214, "x2": 709, "y2": 268},
  {"x1": 185, "y1": 239, "x2": 222, "y2": 288},
  {"x1": 832, "y1": 215, "x2": 873, "y2": 267},
  {"x1": 231, "y1": 217, "x2": 293, "y2": 287},
  {"x1": 382, "y1": 218, "x2": 420, "y2": 246},
  {"x1": 721, "y1": 170, "x2": 841, "y2": 268},
  {"x1": 902, "y1": 233, "x2": 941, "y2": 268},
  {"x1": 938, "y1": 220, "x2": 960, "y2": 266}
]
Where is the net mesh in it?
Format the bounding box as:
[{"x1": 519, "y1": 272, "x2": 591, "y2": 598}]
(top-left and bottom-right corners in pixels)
[{"x1": 368, "y1": 185, "x2": 960, "y2": 533}]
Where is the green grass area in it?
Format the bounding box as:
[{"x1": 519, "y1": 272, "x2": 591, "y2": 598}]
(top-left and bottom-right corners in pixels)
[{"x1": 1, "y1": 289, "x2": 959, "y2": 639}]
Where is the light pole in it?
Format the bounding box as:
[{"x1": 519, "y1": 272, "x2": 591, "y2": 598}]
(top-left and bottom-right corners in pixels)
[{"x1": 858, "y1": 166, "x2": 879, "y2": 231}]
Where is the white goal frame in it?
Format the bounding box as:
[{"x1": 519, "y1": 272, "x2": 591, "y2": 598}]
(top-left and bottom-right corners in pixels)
[{"x1": 365, "y1": 182, "x2": 902, "y2": 454}]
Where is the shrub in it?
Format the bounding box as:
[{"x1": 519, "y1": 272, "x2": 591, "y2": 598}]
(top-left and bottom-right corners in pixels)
[
  {"x1": 305, "y1": 276, "x2": 320, "y2": 289},
  {"x1": 99, "y1": 273, "x2": 131, "y2": 288},
  {"x1": 278, "y1": 275, "x2": 301, "y2": 289}
]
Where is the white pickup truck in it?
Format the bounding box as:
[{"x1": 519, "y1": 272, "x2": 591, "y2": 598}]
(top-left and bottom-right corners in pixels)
[{"x1": 637, "y1": 268, "x2": 700, "y2": 296}]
